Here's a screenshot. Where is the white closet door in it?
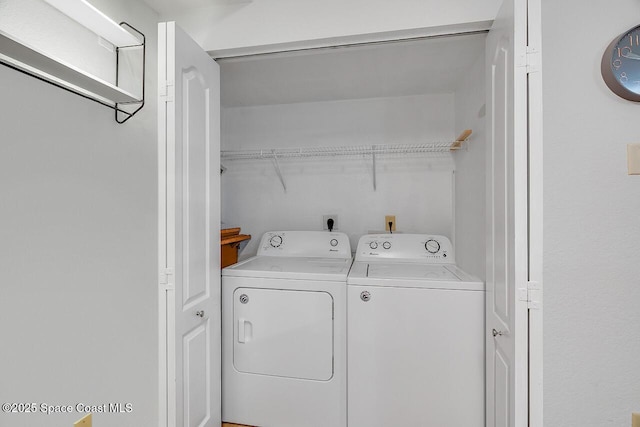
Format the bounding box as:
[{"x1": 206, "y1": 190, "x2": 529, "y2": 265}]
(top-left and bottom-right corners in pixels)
[
  {"x1": 485, "y1": 0, "x2": 530, "y2": 426},
  {"x1": 158, "y1": 21, "x2": 221, "y2": 427}
]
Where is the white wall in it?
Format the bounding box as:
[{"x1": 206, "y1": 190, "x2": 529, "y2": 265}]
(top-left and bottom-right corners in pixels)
[
  {"x1": 0, "y1": 1, "x2": 159, "y2": 426},
  {"x1": 454, "y1": 54, "x2": 486, "y2": 280},
  {"x1": 542, "y1": 0, "x2": 640, "y2": 425},
  {"x1": 221, "y1": 94, "x2": 456, "y2": 255},
  {"x1": 164, "y1": 0, "x2": 500, "y2": 54}
]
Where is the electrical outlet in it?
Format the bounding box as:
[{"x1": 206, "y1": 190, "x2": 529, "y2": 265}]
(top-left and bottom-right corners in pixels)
[
  {"x1": 385, "y1": 215, "x2": 396, "y2": 232},
  {"x1": 628, "y1": 144, "x2": 640, "y2": 175},
  {"x1": 74, "y1": 413, "x2": 92, "y2": 427},
  {"x1": 632, "y1": 412, "x2": 640, "y2": 427},
  {"x1": 323, "y1": 214, "x2": 338, "y2": 231}
]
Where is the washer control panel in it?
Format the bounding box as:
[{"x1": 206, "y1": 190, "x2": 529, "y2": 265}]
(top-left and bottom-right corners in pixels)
[
  {"x1": 258, "y1": 231, "x2": 352, "y2": 258},
  {"x1": 355, "y1": 234, "x2": 454, "y2": 263}
]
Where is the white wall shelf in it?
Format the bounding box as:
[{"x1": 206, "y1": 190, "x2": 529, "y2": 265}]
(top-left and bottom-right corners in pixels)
[
  {"x1": 221, "y1": 130, "x2": 472, "y2": 191},
  {"x1": 42, "y1": 0, "x2": 142, "y2": 48},
  {"x1": 0, "y1": 7, "x2": 145, "y2": 124}
]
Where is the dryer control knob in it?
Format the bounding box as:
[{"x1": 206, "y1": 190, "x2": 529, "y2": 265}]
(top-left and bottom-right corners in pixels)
[
  {"x1": 369, "y1": 242, "x2": 378, "y2": 249},
  {"x1": 330, "y1": 239, "x2": 338, "y2": 247},
  {"x1": 425, "y1": 239, "x2": 440, "y2": 254},
  {"x1": 382, "y1": 241, "x2": 391, "y2": 249},
  {"x1": 360, "y1": 291, "x2": 371, "y2": 302}
]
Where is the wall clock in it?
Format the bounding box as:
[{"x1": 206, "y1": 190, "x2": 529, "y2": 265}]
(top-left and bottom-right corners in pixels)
[{"x1": 602, "y1": 25, "x2": 640, "y2": 101}]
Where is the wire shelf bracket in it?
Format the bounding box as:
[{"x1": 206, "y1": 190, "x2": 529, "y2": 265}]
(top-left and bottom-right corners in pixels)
[
  {"x1": 114, "y1": 22, "x2": 145, "y2": 124},
  {"x1": 271, "y1": 150, "x2": 287, "y2": 192}
]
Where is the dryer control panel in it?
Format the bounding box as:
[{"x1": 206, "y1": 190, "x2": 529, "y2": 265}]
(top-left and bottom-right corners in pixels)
[
  {"x1": 355, "y1": 234, "x2": 454, "y2": 263},
  {"x1": 258, "y1": 231, "x2": 351, "y2": 259}
]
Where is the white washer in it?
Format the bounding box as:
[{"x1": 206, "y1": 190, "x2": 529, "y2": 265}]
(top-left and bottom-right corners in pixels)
[
  {"x1": 222, "y1": 230, "x2": 351, "y2": 427},
  {"x1": 347, "y1": 233, "x2": 484, "y2": 427}
]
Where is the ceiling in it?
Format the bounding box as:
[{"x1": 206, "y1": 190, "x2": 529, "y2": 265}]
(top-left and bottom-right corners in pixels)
[
  {"x1": 218, "y1": 32, "x2": 487, "y2": 108},
  {"x1": 139, "y1": 0, "x2": 221, "y2": 15}
]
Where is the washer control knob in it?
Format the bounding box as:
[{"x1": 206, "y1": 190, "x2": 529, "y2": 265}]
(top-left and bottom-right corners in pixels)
[
  {"x1": 330, "y1": 239, "x2": 338, "y2": 247},
  {"x1": 360, "y1": 291, "x2": 371, "y2": 302},
  {"x1": 369, "y1": 242, "x2": 378, "y2": 249},
  {"x1": 269, "y1": 235, "x2": 283, "y2": 248},
  {"x1": 425, "y1": 239, "x2": 441, "y2": 254},
  {"x1": 382, "y1": 241, "x2": 391, "y2": 250}
]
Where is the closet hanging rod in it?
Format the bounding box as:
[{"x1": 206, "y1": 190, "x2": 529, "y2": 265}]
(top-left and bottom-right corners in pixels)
[
  {"x1": 213, "y1": 29, "x2": 489, "y2": 60},
  {"x1": 221, "y1": 130, "x2": 472, "y2": 161}
]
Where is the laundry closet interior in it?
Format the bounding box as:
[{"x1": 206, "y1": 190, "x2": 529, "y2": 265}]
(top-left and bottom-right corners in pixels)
[
  {"x1": 217, "y1": 30, "x2": 487, "y2": 280},
  {"x1": 215, "y1": 28, "x2": 490, "y2": 427}
]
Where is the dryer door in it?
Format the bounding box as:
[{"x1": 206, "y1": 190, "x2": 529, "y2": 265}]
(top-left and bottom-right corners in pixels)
[{"x1": 233, "y1": 287, "x2": 334, "y2": 380}]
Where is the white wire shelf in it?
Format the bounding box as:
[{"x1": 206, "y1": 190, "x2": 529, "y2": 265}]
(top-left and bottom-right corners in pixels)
[
  {"x1": 220, "y1": 130, "x2": 472, "y2": 192},
  {"x1": 221, "y1": 130, "x2": 472, "y2": 161},
  {"x1": 222, "y1": 142, "x2": 454, "y2": 160}
]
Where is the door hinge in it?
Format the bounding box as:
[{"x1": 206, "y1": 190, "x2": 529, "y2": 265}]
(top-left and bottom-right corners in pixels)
[
  {"x1": 519, "y1": 281, "x2": 542, "y2": 310},
  {"x1": 526, "y1": 47, "x2": 541, "y2": 74},
  {"x1": 159, "y1": 80, "x2": 174, "y2": 102},
  {"x1": 159, "y1": 268, "x2": 174, "y2": 288}
]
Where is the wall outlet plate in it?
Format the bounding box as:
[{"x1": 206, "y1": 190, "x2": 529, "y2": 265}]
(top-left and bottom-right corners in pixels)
[
  {"x1": 628, "y1": 144, "x2": 640, "y2": 175},
  {"x1": 385, "y1": 215, "x2": 396, "y2": 232},
  {"x1": 323, "y1": 214, "x2": 338, "y2": 231},
  {"x1": 74, "y1": 413, "x2": 92, "y2": 427}
]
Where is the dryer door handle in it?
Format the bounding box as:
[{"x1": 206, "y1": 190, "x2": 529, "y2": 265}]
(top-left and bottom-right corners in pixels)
[
  {"x1": 238, "y1": 318, "x2": 246, "y2": 343},
  {"x1": 238, "y1": 318, "x2": 252, "y2": 343}
]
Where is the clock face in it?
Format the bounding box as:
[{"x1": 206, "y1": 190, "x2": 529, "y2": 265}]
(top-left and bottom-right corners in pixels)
[{"x1": 602, "y1": 25, "x2": 640, "y2": 101}]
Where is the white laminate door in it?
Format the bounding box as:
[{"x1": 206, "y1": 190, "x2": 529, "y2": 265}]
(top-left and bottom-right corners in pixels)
[{"x1": 158, "y1": 21, "x2": 221, "y2": 427}]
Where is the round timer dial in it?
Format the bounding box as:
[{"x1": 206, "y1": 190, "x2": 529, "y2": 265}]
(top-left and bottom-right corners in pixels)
[
  {"x1": 425, "y1": 239, "x2": 441, "y2": 254},
  {"x1": 602, "y1": 25, "x2": 640, "y2": 101},
  {"x1": 269, "y1": 235, "x2": 283, "y2": 247}
]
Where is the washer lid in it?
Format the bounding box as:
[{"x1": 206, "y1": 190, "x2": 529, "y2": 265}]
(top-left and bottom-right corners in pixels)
[
  {"x1": 222, "y1": 256, "x2": 353, "y2": 281},
  {"x1": 348, "y1": 261, "x2": 484, "y2": 290},
  {"x1": 368, "y1": 264, "x2": 461, "y2": 281}
]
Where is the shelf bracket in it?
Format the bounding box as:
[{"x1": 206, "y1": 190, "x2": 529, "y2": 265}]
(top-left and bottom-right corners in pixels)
[
  {"x1": 114, "y1": 22, "x2": 145, "y2": 124},
  {"x1": 450, "y1": 129, "x2": 473, "y2": 151},
  {"x1": 271, "y1": 150, "x2": 287, "y2": 192},
  {"x1": 371, "y1": 145, "x2": 377, "y2": 191}
]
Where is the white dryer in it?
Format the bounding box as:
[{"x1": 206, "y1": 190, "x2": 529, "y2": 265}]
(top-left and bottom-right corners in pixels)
[
  {"x1": 347, "y1": 233, "x2": 484, "y2": 427},
  {"x1": 221, "y1": 230, "x2": 351, "y2": 427}
]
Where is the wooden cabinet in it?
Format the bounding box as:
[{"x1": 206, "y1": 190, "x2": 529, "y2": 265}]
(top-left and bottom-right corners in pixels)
[{"x1": 221, "y1": 228, "x2": 251, "y2": 268}]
